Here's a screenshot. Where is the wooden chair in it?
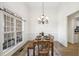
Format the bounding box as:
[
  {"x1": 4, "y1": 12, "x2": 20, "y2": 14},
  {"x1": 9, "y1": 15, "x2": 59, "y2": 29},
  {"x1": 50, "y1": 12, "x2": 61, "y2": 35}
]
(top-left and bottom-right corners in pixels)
[{"x1": 38, "y1": 40, "x2": 50, "y2": 56}]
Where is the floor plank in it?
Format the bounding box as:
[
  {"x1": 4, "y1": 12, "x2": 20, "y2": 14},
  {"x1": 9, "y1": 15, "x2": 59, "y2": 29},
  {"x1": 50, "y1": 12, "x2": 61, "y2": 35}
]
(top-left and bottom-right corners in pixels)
[{"x1": 54, "y1": 41, "x2": 79, "y2": 56}]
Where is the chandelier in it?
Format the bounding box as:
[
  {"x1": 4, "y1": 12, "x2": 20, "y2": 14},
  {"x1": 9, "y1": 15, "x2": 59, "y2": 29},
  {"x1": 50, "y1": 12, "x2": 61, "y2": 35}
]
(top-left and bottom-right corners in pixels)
[{"x1": 38, "y1": 2, "x2": 48, "y2": 24}]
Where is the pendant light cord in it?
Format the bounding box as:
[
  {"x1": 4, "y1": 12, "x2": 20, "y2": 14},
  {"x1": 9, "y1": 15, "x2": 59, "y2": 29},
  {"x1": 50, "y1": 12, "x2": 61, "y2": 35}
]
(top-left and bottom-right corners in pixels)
[{"x1": 42, "y1": 2, "x2": 44, "y2": 16}]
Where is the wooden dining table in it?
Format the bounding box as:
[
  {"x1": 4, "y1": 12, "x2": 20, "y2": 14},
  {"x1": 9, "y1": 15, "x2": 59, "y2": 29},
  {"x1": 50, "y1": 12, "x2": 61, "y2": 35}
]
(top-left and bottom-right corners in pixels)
[{"x1": 27, "y1": 35, "x2": 54, "y2": 56}]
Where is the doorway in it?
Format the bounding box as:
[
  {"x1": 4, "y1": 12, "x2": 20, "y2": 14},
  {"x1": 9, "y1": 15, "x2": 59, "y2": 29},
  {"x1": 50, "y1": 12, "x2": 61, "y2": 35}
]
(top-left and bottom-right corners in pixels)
[{"x1": 67, "y1": 11, "x2": 79, "y2": 56}]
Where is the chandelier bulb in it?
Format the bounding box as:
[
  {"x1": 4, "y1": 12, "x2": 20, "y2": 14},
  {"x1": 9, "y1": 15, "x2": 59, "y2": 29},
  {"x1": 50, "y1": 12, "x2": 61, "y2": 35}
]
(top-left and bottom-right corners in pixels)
[
  {"x1": 46, "y1": 16, "x2": 48, "y2": 19},
  {"x1": 41, "y1": 15, "x2": 44, "y2": 19},
  {"x1": 38, "y1": 18, "x2": 41, "y2": 20}
]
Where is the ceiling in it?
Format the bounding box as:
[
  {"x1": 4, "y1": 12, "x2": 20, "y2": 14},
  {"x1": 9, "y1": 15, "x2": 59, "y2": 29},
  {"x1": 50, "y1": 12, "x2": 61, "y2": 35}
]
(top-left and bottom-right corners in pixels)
[
  {"x1": 25, "y1": 2, "x2": 62, "y2": 13},
  {"x1": 26, "y1": 2, "x2": 61, "y2": 7}
]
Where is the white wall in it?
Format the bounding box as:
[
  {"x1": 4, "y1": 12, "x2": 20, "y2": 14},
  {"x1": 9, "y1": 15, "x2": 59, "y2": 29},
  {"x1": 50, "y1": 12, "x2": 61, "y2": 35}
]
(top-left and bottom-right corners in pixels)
[
  {"x1": 68, "y1": 16, "x2": 76, "y2": 44},
  {"x1": 28, "y1": 2, "x2": 59, "y2": 41},
  {"x1": 0, "y1": 2, "x2": 29, "y2": 56},
  {"x1": 57, "y1": 2, "x2": 79, "y2": 47}
]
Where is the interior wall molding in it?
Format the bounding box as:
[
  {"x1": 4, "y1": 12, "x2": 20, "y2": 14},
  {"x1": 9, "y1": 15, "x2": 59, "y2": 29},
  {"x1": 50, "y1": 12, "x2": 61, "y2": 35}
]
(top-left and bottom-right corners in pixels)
[{"x1": 0, "y1": 7, "x2": 26, "y2": 22}]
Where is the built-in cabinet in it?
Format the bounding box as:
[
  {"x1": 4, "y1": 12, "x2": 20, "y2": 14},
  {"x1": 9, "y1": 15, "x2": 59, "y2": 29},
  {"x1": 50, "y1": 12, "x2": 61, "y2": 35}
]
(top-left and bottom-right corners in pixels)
[
  {"x1": 16, "y1": 19, "x2": 22, "y2": 44},
  {"x1": 74, "y1": 19, "x2": 79, "y2": 43},
  {"x1": 3, "y1": 15, "x2": 15, "y2": 50},
  {"x1": 0, "y1": 8, "x2": 23, "y2": 55}
]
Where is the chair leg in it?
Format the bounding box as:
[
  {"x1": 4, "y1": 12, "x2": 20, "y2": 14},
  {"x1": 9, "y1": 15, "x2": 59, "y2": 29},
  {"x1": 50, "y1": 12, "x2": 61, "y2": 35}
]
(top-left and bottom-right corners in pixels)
[
  {"x1": 51, "y1": 43, "x2": 53, "y2": 56},
  {"x1": 33, "y1": 47, "x2": 35, "y2": 56},
  {"x1": 27, "y1": 48, "x2": 29, "y2": 56}
]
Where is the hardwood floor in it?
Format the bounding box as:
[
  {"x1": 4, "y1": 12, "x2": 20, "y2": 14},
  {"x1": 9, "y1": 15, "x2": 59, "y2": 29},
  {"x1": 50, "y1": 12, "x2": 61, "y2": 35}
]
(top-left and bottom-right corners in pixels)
[
  {"x1": 13, "y1": 41, "x2": 79, "y2": 56},
  {"x1": 54, "y1": 41, "x2": 79, "y2": 56},
  {"x1": 12, "y1": 41, "x2": 31, "y2": 56}
]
